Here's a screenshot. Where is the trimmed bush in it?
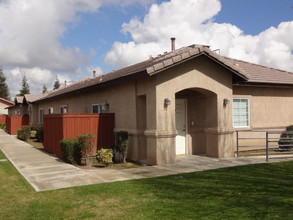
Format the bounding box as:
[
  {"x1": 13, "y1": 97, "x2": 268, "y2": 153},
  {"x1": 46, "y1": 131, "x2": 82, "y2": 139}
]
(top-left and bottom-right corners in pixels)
[
  {"x1": 77, "y1": 134, "x2": 94, "y2": 166},
  {"x1": 96, "y1": 148, "x2": 113, "y2": 166},
  {"x1": 17, "y1": 126, "x2": 31, "y2": 142},
  {"x1": 60, "y1": 138, "x2": 81, "y2": 164},
  {"x1": 36, "y1": 124, "x2": 44, "y2": 142},
  {"x1": 278, "y1": 125, "x2": 293, "y2": 150},
  {"x1": 113, "y1": 131, "x2": 128, "y2": 163}
]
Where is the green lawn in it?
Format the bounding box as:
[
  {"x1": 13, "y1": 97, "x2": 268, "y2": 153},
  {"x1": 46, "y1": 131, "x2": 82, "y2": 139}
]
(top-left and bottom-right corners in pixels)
[
  {"x1": 0, "y1": 151, "x2": 292, "y2": 220},
  {"x1": 0, "y1": 149, "x2": 6, "y2": 159}
]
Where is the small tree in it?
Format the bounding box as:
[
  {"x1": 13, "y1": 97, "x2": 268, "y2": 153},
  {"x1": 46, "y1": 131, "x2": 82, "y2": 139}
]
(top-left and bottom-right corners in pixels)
[
  {"x1": 77, "y1": 134, "x2": 94, "y2": 166},
  {"x1": 18, "y1": 75, "x2": 30, "y2": 96},
  {"x1": 113, "y1": 131, "x2": 128, "y2": 163},
  {"x1": 42, "y1": 85, "x2": 47, "y2": 93},
  {"x1": 53, "y1": 77, "x2": 60, "y2": 90},
  {"x1": 0, "y1": 67, "x2": 10, "y2": 100}
]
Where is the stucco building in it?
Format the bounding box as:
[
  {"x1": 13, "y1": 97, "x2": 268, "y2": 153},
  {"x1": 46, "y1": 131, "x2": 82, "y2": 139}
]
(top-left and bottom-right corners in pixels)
[
  {"x1": 20, "y1": 42, "x2": 293, "y2": 165},
  {"x1": 0, "y1": 98, "x2": 14, "y2": 115}
]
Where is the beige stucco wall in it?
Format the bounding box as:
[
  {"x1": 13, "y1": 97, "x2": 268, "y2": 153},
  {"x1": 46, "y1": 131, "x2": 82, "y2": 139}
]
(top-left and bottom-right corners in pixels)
[
  {"x1": 142, "y1": 56, "x2": 235, "y2": 164},
  {"x1": 233, "y1": 86, "x2": 293, "y2": 129},
  {"x1": 0, "y1": 103, "x2": 8, "y2": 114},
  {"x1": 233, "y1": 86, "x2": 293, "y2": 152}
]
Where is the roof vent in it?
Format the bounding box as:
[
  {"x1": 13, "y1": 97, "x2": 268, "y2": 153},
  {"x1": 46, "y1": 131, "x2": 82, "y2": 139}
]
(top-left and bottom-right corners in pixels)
[
  {"x1": 93, "y1": 70, "x2": 96, "y2": 78},
  {"x1": 171, "y1": 37, "x2": 176, "y2": 51}
]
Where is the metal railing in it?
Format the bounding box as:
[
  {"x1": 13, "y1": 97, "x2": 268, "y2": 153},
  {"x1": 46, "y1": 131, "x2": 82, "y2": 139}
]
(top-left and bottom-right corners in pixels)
[{"x1": 236, "y1": 130, "x2": 293, "y2": 161}]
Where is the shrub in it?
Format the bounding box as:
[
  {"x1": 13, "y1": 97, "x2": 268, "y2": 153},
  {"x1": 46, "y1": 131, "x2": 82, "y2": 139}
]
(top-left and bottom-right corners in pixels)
[
  {"x1": 17, "y1": 126, "x2": 31, "y2": 142},
  {"x1": 30, "y1": 130, "x2": 37, "y2": 139},
  {"x1": 113, "y1": 131, "x2": 128, "y2": 163},
  {"x1": 36, "y1": 124, "x2": 44, "y2": 142},
  {"x1": 0, "y1": 124, "x2": 6, "y2": 130},
  {"x1": 279, "y1": 125, "x2": 293, "y2": 150},
  {"x1": 60, "y1": 138, "x2": 81, "y2": 164},
  {"x1": 96, "y1": 148, "x2": 113, "y2": 166},
  {"x1": 77, "y1": 134, "x2": 94, "y2": 166}
]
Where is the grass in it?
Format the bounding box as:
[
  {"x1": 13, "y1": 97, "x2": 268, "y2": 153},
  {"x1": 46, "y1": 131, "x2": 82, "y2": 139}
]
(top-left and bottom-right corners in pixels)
[
  {"x1": 0, "y1": 150, "x2": 293, "y2": 220},
  {"x1": 0, "y1": 150, "x2": 6, "y2": 159},
  {"x1": 27, "y1": 138, "x2": 44, "y2": 150}
]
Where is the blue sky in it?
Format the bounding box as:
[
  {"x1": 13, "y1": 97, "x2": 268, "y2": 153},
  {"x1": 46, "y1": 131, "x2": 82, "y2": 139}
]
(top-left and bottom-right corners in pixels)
[
  {"x1": 0, "y1": 0, "x2": 292, "y2": 98},
  {"x1": 60, "y1": 0, "x2": 293, "y2": 73}
]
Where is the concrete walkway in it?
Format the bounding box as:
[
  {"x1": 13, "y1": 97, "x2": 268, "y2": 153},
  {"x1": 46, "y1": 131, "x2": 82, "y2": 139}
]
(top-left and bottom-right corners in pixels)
[{"x1": 0, "y1": 129, "x2": 280, "y2": 192}]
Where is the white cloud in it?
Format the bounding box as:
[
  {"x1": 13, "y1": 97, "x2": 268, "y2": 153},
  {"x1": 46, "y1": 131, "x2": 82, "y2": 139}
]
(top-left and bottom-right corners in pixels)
[
  {"x1": 105, "y1": 0, "x2": 293, "y2": 72},
  {"x1": 4, "y1": 68, "x2": 55, "y2": 98},
  {"x1": 0, "y1": 0, "x2": 155, "y2": 73},
  {"x1": 0, "y1": 0, "x2": 155, "y2": 98}
]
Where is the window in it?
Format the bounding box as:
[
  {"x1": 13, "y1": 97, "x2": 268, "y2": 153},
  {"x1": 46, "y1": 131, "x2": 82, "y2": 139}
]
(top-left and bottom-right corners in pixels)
[
  {"x1": 48, "y1": 107, "x2": 53, "y2": 115},
  {"x1": 233, "y1": 98, "x2": 249, "y2": 127},
  {"x1": 60, "y1": 106, "x2": 67, "y2": 114},
  {"x1": 92, "y1": 103, "x2": 108, "y2": 113},
  {"x1": 39, "y1": 109, "x2": 44, "y2": 123}
]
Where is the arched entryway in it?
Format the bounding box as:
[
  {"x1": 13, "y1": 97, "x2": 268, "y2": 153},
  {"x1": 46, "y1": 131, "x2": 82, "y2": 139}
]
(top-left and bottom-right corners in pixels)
[{"x1": 175, "y1": 88, "x2": 218, "y2": 156}]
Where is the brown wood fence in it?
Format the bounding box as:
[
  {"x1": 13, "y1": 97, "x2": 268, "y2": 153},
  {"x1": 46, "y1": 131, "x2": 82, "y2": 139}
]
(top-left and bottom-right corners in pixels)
[
  {"x1": 0, "y1": 115, "x2": 8, "y2": 124},
  {"x1": 6, "y1": 115, "x2": 29, "y2": 135},
  {"x1": 43, "y1": 113, "x2": 115, "y2": 158}
]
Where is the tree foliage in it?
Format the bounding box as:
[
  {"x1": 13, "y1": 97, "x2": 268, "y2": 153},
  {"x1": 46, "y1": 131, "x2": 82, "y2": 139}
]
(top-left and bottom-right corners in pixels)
[
  {"x1": 0, "y1": 67, "x2": 10, "y2": 100},
  {"x1": 18, "y1": 75, "x2": 30, "y2": 96},
  {"x1": 42, "y1": 85, "x2": 48, "y2": 94},
  {"x1": 53, "y1": 77, "x2": 60, "y2": 90}
]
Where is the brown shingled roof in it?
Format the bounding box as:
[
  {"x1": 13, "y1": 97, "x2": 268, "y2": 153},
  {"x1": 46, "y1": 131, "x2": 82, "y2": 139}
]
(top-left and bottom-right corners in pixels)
[
  {"x1": 34, "y1": 44, "x2": 293, "y2": 102},
  {"x1": 224, "y1": 57, "x2": 293, "y2": 85},
  {"x1": 15, "y1": 96, "x2": 24, "y2": 104},
  {"x1": 24, "y1": 94, "x2": 45, "y2": 103}
]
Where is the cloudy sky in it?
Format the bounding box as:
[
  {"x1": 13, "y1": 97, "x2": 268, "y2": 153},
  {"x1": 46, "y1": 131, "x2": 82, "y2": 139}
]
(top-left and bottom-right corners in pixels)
[{"x1": 1, "y1": 0, "x2": 292, "y2": 99}]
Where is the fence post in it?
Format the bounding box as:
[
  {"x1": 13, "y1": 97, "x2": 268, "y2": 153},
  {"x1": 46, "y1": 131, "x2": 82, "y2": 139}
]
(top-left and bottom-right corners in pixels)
[
  {"x1": 236, "y1": 131, "x2": 239, "y2": 157},
  {"x1": 266, "y1": 131, "x2": 269, "y2": 162}
]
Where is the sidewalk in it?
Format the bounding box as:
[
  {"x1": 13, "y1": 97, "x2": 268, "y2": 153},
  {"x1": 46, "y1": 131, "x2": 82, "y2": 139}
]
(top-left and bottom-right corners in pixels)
[{"x1": 0, "y1": 129, "x2": 275, "y2": 192}]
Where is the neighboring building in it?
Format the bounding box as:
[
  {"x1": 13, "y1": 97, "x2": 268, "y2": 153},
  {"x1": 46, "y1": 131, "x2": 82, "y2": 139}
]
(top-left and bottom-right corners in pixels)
[
  {"x1": 8, "y1": 96, "x2": 26, "y2": 116},
  {"x1": 28, "y1": 41, "x2": 293, "y2": 165},
  {"x1": 0, "y1": 98, "x2": 14, "y2": 115}
]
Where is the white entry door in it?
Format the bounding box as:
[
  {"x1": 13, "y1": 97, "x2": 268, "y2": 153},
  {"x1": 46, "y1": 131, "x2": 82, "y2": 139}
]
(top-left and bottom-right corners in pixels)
[{"x1": 176, "y1": 99, "x2": 186, "y2": 155}]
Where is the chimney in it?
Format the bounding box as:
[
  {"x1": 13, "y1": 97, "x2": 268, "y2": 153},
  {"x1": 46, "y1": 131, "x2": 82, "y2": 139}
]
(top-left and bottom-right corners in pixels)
[
  {"x1": 93, "y1": 70, "x2": 96, "y2": 78},
  {"x1": 171, "y1": 37, "x2": 176, "y2": 51}
]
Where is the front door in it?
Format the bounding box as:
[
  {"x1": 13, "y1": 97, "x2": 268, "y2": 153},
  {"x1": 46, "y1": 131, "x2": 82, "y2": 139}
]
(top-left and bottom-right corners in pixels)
[{"x1": 175, "y1": 99, "x2": 186, "y2": 155}]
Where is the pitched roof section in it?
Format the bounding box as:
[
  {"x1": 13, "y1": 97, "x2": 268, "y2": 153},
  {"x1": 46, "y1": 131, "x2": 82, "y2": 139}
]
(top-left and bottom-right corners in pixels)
[
  {"x1": 24, "y1": 94, "x2": 45, "y2": 103},
  {"x1": 0, "y1": 97, "x2": 14, "y2": 106},
  {"x1": 34, "y1": 44, "x2": 293, "y2": 102},
  {"x1": 224, "y1": 57, "x2": 293, "y2": 85},
  {"x1": 15, "y1": 96, "x2": 24, "y2": 104}
]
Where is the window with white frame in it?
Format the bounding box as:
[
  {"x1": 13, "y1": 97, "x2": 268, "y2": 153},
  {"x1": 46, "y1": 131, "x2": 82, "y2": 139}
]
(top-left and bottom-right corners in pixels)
[
  {"x1": 39, "y1": 109, "x2": 44, "y2": 123},
  {"x1": 233, "y1": 98, "x2": 249, "y2": 127},
  {"x1": 92, "y1": 103, "x2": 108, "y2": 114},
  {"x1": 60, "y1": 106, "x2": 67, "y2": 114},
  {"x1": 48, "y1": 107, "x2": 53, "y2": 115}
]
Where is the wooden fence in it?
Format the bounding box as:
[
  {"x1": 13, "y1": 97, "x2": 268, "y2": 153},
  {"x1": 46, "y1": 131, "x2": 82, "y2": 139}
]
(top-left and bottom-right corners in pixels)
[
  {"x1": 6, "y1": 115, "x2": 29, "y2": 135},
  {"x1": 43, "y1": 113, "x2": 115, "y2": 158},
  {"x1": 0, "y1": 115, "x2": 8, "y2": 124}
]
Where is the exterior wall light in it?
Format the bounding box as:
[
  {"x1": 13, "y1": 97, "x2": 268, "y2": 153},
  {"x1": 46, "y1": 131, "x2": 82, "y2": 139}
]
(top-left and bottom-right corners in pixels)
[
  {"x1": 223, "y1": 98, "x2": 230, "y2": 107},
  {"x1": 164, "y1": 98, "x2": 171, "y2": 108}
]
